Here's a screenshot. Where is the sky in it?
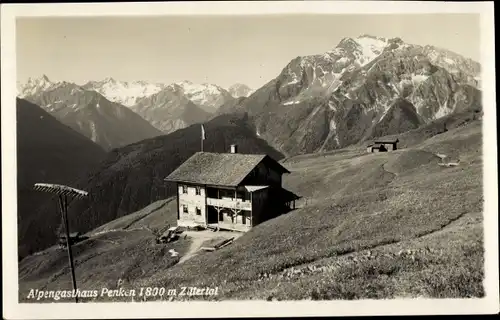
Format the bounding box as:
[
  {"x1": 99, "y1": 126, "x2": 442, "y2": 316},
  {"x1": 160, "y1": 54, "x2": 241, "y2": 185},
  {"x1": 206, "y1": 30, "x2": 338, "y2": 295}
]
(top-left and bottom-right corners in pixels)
[{"x1": 16, "y1": 14, "x2": 480, "y2": 90}]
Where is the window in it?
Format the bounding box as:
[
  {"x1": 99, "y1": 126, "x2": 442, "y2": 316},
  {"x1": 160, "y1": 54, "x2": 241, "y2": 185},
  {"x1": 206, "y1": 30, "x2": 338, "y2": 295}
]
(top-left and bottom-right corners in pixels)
[
  {"x1": 195, "y1": 186, "x2": 201, "y2": 196},
  {"x1": 183, "y1": 205, "x2": 188, "y2": 214},
  {"x1": 182, "y1": 185, "x2": 188, "y2": 194},
  {"x1": 196, "y1": 207, "x2": 202, "y2": 215}
]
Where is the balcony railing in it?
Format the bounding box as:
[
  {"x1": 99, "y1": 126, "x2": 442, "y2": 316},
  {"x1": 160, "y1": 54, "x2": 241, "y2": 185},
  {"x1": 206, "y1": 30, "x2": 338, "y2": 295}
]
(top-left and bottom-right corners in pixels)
[
  {"x1": 206, "y1": 197, "x2": 252, "y2": 210},
  {"x1": 207, "y1": 222, "x2": 251, "y2": 232}
]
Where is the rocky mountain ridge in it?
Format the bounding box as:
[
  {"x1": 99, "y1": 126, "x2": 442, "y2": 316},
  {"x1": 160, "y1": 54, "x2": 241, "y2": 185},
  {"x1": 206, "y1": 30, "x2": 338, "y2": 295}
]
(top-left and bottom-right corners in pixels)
[
  {"x1": 228, "y1": 35, "x2": 481, "y2": 156},
  {"x1": 131, "y1": 84, "x2": 212, "y2": 133},
  {"x1": 18, "y1": 76, "x2": 246, "y2": 135},
  {"x1": 19, "y1": 78, "x2": 163, "y2": 150}
]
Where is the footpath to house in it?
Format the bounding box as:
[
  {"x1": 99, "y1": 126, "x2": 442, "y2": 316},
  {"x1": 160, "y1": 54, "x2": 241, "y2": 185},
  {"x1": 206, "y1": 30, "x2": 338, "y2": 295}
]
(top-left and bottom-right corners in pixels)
[{"x1": 178, "y1": 230, "x2": 243, "y2": 264}]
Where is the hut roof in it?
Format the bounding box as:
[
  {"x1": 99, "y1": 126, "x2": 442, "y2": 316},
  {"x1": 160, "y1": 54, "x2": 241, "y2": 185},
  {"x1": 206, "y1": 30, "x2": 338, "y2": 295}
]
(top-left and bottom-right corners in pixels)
[
  {"x1": 165, "y1": 152, "x2": 290, "y2": 187},
  {"x1": 374, "y1": 138, "x2": 399, "y2": 144}
]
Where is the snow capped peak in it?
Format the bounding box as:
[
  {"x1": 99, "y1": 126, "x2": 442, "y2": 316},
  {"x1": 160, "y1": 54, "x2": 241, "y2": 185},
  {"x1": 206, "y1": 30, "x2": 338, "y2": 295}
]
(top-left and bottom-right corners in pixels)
[
  {"x1": 170, "y1": 80, "x2": 204, "y2": 91},
  {"x1": 84, "y1": 78, "x2": 166, "y2": 107},
  {"x1": 175, "y1": 80, "x2": 219, "y2": 92},
  {"x1": 278, "y1": 34, "x2": 394, "y2": 99},
  {"x1": 17, "y1": 74, "x2": 237, "y2": 115},
  {"x1": 174, "y1": 80, "x2": 224, "y2": 96},
  {"x1": 171, "y1": 81, "x2": 233, "y2": 111},
  {"x1": 133, "y1": 80, "x2": 150, "y2": 86},
  {"x1": 40, "y1": 74, "x2": 51, "y2": 83},
  {"x1": 352, "y1": 36, "x2": 389, "y2": 66},
  {"x1": 178, "y1": 80, "x2": 194, "y2": 85},
  {"x1": 228, "y1": 83, "x2": 254, "y2": 98},
  {"x1": 27, "y1": 74, "x2": 51, "y2": 83},
  {"x1": 338, "y1": 37, "x2": 357, "y2": 45},
  {"x1": 326, "y1": 34, "x2": 391, "y2": 68},
  {"x1": 18, "y1": 75, "x2": 58, "y2": 97},
  {"x1": 81, "y1": 77, "x2": 235, "y2": 110},
  {"x1": 101, "y1": 76, "x2": 118, "y2": 84}
]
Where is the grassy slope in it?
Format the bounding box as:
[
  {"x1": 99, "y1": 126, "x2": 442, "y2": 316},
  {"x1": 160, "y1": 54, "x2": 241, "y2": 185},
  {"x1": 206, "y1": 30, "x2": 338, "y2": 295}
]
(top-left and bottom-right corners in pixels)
[
  {"x1": 18, "y1": 119, "x2": 483, "y2": 301},
  {"x1": 90, "y1": 198, "x2": 177, "y2": 235}
]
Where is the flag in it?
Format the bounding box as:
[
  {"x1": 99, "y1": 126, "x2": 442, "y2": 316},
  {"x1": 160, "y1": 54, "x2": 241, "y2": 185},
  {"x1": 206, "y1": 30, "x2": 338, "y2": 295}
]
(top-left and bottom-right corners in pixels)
[{"x1": 201, "y1": 124, "x2": 205, "y2": 140}]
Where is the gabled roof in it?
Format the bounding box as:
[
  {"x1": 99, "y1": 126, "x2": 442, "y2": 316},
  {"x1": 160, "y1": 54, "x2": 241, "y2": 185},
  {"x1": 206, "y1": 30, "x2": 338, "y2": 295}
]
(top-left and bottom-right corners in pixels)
[
  {"x1": 374, "y1": 138, "x2": 399, "y2": 144},
  {"x1": 165, "y1": 152, "x2": 290, "y2": 187}
]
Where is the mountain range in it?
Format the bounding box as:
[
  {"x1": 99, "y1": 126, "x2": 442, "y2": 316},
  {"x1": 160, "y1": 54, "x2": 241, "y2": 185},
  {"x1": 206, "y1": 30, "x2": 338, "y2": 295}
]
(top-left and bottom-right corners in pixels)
[
  {"x1": 18, "y1": 77, "x2": 253, "y2": 138},
  {"x1": 18, "y1": 35, "x2": 480, "y2": 157}
]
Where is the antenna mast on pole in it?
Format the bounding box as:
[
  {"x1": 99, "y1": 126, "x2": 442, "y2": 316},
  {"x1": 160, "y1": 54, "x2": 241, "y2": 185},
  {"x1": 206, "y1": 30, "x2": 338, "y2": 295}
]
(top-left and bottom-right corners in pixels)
[{"x1": 33, "y1": 183, "x2": 88, "y2": 303}]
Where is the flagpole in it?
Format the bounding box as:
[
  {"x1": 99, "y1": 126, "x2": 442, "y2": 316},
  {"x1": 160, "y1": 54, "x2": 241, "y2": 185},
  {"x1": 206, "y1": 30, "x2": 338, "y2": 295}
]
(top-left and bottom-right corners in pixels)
[{"x1": 201, "y1": 124, "x2": 205, "y2": 152}]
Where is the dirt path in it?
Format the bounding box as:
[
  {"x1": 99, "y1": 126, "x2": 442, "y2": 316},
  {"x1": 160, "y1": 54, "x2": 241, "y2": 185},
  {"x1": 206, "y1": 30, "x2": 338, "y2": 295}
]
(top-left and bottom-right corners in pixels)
[{"x1": 178, "y1": 230, "x2": 243, "y2": 264}]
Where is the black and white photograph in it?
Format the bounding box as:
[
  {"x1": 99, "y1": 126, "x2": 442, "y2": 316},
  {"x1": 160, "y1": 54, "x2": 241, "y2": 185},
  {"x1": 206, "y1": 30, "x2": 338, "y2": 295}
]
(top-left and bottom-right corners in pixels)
[{"x1": 1, "y1": 1, "x2": 498, "y2": 318}]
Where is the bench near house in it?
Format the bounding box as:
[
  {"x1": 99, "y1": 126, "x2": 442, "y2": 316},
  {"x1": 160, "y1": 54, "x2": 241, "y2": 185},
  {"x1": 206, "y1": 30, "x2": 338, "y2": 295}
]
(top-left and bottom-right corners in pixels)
[{"x1": 164, "y1": 145, "x2": 299, "y2": 232}]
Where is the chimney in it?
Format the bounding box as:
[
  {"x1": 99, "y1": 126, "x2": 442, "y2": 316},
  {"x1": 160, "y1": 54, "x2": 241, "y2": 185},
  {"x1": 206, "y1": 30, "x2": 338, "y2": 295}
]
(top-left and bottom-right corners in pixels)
[{"x1": 230, "y1": 144, "x2": 238, "y2": 154}]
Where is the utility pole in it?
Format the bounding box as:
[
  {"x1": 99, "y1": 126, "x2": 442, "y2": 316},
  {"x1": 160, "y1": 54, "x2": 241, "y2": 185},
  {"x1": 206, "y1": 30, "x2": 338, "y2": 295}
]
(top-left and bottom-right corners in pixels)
[
  {"x1": 59, "y1": 194, "x2": 78, "y2": 302},
  {"x1": 33, "y1": 183, "x2": 88, "y2": 303}
]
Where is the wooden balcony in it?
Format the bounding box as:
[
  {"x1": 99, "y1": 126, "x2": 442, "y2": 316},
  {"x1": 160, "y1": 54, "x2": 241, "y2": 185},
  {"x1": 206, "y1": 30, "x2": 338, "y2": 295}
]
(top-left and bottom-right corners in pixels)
[
  {"x1": 207, "y1": 222, "x2": 251, "y2": 232},
  {"x1": 206, "y1": 197, "x2": 252, "y2": 211}
]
